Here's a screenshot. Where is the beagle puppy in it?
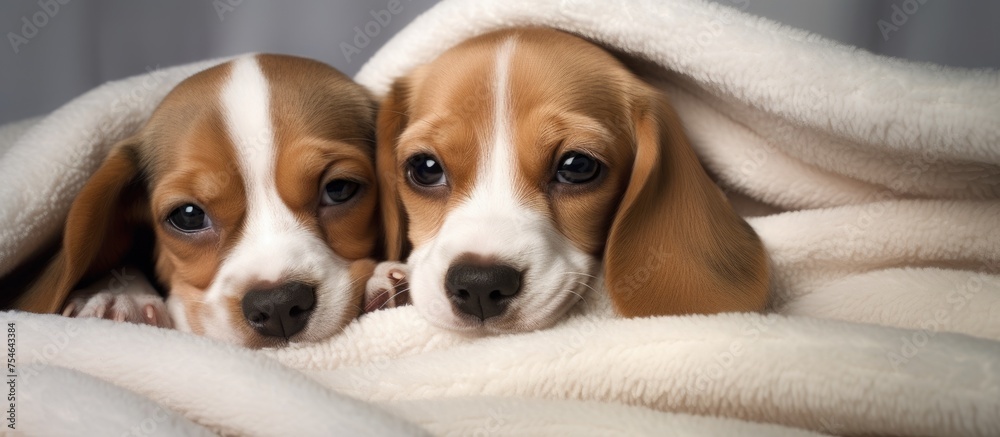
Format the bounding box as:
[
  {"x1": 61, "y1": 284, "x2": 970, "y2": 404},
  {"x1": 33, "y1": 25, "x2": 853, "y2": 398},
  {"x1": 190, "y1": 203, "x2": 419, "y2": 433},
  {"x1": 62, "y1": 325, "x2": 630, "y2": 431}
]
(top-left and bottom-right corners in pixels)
[
  {"x1": 372, "y1": 28, "x2": 770, "y2": 334},
  {"x1": 3, "y1": 54, "x2": 380, "y2": 348}
]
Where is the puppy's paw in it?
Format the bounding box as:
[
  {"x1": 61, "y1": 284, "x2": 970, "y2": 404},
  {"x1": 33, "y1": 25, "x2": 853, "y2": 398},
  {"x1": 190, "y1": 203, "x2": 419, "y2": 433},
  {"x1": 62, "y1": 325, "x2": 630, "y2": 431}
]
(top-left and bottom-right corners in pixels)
[
  {"x1": 63, "y1": 288, "x2": 172, "y2": 328},
  {"x1": 61, "y1": 269, "x2": 173, "y2": 329},
  {"x1": 363, "y1": 262, "x2": 410, "y2": 313}
]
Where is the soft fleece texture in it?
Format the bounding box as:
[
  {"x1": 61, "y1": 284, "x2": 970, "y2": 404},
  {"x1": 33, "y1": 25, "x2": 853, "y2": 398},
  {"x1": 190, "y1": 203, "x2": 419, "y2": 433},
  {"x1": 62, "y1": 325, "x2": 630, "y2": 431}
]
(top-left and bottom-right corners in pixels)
[{"x1": 2, "y1": 0, "x2": 999, "y2": 435}]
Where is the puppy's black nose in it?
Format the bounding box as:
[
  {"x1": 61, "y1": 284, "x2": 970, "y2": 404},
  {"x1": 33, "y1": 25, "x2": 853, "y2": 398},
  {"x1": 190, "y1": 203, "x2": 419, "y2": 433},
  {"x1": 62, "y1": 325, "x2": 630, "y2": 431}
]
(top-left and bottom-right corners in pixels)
[
  {"x1": 445, "y1": 263, "x2": 521, "y2": 320},
  {"x1": 241, "y1": 281, "x2": 316, "y2": 338}
]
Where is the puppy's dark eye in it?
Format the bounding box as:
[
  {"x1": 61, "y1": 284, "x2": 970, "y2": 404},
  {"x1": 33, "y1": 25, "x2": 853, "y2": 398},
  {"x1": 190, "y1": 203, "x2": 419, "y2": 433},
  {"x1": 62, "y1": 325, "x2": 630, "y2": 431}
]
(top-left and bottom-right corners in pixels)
[
  {"x1": 167, "y1": 204, "x2": 211, "y2": 233},
  {"x1": 322, "y1": 179, "x2": 360, "y2": 205},
  {"x1": 406, "y1": 154, "x2": 447, "y2": 187},
  {"x1": 555, "y1": 152, "x2": 601, "y2": 184}
]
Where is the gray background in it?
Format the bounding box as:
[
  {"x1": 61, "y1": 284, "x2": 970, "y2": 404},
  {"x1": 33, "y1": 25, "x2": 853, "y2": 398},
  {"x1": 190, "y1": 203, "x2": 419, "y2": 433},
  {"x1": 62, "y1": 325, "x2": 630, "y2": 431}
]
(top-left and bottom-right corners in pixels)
[{"x1": 2, "y1": 0, "x2": 998, "y2": 125}]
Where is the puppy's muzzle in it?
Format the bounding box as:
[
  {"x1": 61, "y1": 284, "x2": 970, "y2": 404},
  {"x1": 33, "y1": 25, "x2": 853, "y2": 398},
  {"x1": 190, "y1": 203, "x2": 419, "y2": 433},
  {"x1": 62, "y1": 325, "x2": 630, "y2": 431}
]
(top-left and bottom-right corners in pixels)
[
  {"x1": 445, "y1": 262, "x2": 521, "y2": 320},
  {"x1": 241, "y1": 281, "x2": 316, "y2": 338}
]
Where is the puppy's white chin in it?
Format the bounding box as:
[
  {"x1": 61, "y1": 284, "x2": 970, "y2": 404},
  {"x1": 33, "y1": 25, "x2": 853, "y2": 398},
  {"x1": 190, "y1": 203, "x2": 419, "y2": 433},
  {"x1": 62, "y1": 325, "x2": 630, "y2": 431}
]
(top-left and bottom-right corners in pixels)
[{"x1": 418, "y1": 288, "x2": 587, "y2": 335}]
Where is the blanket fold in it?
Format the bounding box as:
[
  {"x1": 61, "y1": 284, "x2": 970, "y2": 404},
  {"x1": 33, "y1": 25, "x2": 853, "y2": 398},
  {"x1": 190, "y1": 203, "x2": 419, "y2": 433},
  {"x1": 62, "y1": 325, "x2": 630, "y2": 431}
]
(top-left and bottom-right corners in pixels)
[{"x1": 1, "y1": 0, "x2": 998, "y2": 435}]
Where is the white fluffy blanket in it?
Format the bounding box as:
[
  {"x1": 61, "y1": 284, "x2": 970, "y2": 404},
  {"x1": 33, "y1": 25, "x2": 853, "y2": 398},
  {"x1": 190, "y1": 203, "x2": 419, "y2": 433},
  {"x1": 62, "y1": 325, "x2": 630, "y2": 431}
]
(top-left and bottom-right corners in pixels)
[{"x1": 2, "y1": 0, "x2": 999, "y2": 435}]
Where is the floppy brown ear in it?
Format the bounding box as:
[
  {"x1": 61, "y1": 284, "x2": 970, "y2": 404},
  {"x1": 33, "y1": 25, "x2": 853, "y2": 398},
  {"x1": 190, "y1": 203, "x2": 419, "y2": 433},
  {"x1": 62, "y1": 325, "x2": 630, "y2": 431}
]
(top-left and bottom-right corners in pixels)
[
  {"x1": 10, "y1": 139, "x2": 150, "y2": 313},
  {"x1": 376, "y1": 80, "x2": 412, "y2": 261},
  {"x1": 604, "y1": 89, "x2": 769, "y2": 317}
]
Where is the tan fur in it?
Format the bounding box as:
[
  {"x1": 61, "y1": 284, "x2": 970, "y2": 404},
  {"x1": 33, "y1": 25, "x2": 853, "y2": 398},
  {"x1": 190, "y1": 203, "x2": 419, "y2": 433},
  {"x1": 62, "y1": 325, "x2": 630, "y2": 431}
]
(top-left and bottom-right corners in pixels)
[
  {"x1": 378, "y1": 28, "x2": 769, "y2": 317},
  {"x1": 378, "y1": 43, "x2": 496, "y2": 250},
  {"x1": 258, "y1": 55, "x2": 380, "y2": 261},
  {"x1": 604, "y1": 92, "x2": 770, "y2": 316}
]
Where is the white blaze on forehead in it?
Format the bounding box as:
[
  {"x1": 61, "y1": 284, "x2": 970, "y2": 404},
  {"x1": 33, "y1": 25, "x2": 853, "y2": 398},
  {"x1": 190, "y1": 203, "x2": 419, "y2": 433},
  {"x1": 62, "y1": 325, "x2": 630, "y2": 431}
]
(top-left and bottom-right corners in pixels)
[
  {"x1": 462, "y1": 38, "x2": 521, "y2": 216},
  {"x1": 223, "y1": 57, "x2": 276, "y2": 203},
  {"x1": 488, "y1": 38, "x2": 517, "y2": 192},
  {"x1": 218, "y1": 57, "x2": 305, "y2": 288},
  {"x1": 487, "y1": 38, "x2": 516, "y2": 175}
]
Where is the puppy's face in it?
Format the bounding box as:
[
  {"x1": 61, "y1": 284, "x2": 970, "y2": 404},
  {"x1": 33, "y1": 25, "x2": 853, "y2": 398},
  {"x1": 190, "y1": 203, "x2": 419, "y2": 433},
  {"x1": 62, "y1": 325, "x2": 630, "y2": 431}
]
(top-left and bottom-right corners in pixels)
[
  {"x1": 37, "y1": 55, "x2": 379, "y2": 348},
  {"x1": 379, "y1": 29, "x2": 769, "y2": 334},
  {"x1": 144, "y1": 56, "x2": 379, "y2": 347},
  {"x1": 383, "y1": 32, "x2": 638, "y2": 333}
]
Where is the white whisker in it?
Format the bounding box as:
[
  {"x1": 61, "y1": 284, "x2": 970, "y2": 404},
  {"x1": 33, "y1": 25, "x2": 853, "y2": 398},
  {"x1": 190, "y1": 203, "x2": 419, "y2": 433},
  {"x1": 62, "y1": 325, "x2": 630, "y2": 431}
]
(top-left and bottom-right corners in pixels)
[
  {"x1": 562, "y1": 271, "x2": 597, "y2": 280},
  {"x1": 377, "y1": 287, "x2": 411, "y2": 311},
  {"x1": 574, "y1": 280, "x2": 599, "y2": 295},
  {"x1": 568, "y1": 290, "x2": 586, "y2": 302}
]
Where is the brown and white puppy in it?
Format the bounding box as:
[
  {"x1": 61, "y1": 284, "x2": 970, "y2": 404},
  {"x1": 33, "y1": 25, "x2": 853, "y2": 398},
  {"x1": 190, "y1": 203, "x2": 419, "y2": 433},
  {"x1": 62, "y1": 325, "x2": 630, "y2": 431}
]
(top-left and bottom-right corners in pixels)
[
  {"x1": 373, "y1": 28, "x2": 770, "y2": 334},
  {"x1": 5, "y1": 54, "x2": 380, "y2": 348}
]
